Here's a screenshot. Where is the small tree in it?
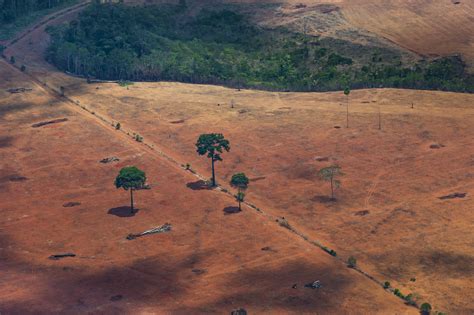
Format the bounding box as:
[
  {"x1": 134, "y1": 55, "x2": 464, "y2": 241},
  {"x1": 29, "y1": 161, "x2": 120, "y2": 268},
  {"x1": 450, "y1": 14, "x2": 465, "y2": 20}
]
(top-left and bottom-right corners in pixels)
[
  {"x1": 10, "y1": 56, "x2": 15, "y2": 64},
  {"x1": 344, "y1": 87, "x2": 350, "y2": 128},
  {"x1": 420, "y1": 303, "x2": 432, "y2": 315},
  {"x1": 230, "y1": 172, "x2": 249, "y2": 211},
  {"x1": 196, "y1": 133, "x2": 230, "y2": 187},
  {"x1": 114, "y1": 166, "x2": 146, "y2": 214},
  {"x1": 347, "y1": 256, "x2": 357, "y2": 268},
  {"x1": 318, "y1": 164, "x2": 344, "y2": 200}
]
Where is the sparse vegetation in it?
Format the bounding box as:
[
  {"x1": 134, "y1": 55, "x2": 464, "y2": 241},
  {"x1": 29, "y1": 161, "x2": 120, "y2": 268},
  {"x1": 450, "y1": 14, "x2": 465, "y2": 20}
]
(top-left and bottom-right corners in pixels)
[
  {"x1": 46, "y1": 3, "x2": 474, "y2": 92},
  {"x1": 383, "y1": 281, "x2": 391, "y2": 289},
  {"x1": 135, "y1": 134, "x2": 143, "y2": 142},
  {"x1": 115, "y1": 122, "x2": 121, "y2": 130},
  {"x1": 195, "y1": 133, "x2": 230, "y2": 187},
  {"x1": 230, "y1": 172, "x2": 249, "y2": 211},
  {"x1": 318, "y1": 165, "x2": 344, "y2": 200},
  {"x1": 420, "y1": 303, "x2": 432, "y2": 315},
  {"x1": 114, "y1": 166, "x2": 147, "y2": 214},
  {"x1": 347, "y1": 256, "x2": 357, "y2": 268},
  {"x1": 322, "y1": 246, "x2": 337, "y2": 257},
  {"x1": 9, "y1": 56, "x2": 15, "y2": 64}
]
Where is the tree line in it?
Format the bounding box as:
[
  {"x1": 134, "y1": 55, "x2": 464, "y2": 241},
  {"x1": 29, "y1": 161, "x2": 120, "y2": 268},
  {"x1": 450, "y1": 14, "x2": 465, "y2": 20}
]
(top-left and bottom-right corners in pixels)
[
  {"x1": 0, "y1": 0, "x2": 70, "y2": 24},
  {"x1": 46, "y1": 3, "x2": 474, "y2": 92}
]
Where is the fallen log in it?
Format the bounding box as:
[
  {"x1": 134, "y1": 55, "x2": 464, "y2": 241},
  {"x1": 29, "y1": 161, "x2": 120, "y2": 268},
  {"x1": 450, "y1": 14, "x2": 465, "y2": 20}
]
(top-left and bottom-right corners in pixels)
[
  {"x1": 439, "y1": 192, "x2": 467, "y2": 200},
  {"x1": 32, "y1": 118, "x2": 68, "y2": 128},
  {"x1": 126, "y1": 223, "x2": 172, "y2": 240},
  {"x1": 49, "y1": 253, "x2": 76, "y2": 260}
]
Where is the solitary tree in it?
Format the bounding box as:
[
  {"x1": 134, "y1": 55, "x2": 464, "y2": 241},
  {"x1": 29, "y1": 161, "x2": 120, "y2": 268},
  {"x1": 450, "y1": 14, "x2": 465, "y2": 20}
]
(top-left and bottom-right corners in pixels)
[
  {"x1": 318, "y1": 164, "x2": 344, "y2": 200},
  {"x1": 196, "y1": 133, "x2": 230, "y2": 186},
  {"x1": 420, "y1": 303, "x2": 432, "y2": 315},
  {"x1": 344, "y1": 87, "x2": 350, "y2": 128},
  {"x1": 230, "y1": 172, "x2": 249, "y2": 211},
  {"x1": 114, "y1": 166, "x2": 146, "y2": 214}
]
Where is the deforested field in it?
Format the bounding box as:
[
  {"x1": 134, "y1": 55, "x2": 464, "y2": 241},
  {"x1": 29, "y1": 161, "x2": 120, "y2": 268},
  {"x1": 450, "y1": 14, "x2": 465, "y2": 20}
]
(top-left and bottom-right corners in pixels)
[{"x1": 1, "y1": 0, "x2": 473, "y2": 314}]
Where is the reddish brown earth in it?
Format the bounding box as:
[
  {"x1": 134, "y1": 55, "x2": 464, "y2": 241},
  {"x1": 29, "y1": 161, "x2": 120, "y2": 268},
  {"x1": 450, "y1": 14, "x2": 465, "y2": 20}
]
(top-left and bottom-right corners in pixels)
[
  {"x1": 1, "y1": 1, "x2": 474, "y2": 314},
  {"x1": 0, "y1": 58, "x2": 416, "y2": 315}
]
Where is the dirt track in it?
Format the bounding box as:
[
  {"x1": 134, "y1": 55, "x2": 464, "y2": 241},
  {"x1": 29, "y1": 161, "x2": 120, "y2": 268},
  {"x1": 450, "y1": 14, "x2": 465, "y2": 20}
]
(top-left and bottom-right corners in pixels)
[{"x1": 1, "y1": 1, "x2": 474, "y2": 314}]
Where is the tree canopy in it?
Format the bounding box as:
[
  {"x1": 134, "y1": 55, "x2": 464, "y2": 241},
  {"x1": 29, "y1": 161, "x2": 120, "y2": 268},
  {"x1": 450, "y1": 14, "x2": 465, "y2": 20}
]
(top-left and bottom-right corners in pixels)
[
  {"x1": 230, "y1": 173, "x2": 249, "y2": 190},
  {"x1": 196, "y1": 133, "x2": 230, "y2": 187},
  {"x1": 115, "y1": 166, "x2": 146, "y2": 191},
  {"x1": 196, "y1": 133, "x2": 230, "y2": 162},
  {"x1": 46, "y1": 3, "x2": 474, "y2": 92}
]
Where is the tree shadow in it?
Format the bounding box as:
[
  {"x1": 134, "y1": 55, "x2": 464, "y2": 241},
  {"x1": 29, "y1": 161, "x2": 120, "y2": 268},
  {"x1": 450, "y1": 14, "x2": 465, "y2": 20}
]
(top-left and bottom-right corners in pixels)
[
  {"x1": 186, "y1": 180, "x2": 212, "y2": 191},
  {"x1": 108, "y1": 206, "x2": 139, "y2": 217},
  {"x1": 0, "y1": 136, "x2": 13, "y2": 148},
  {"x1": 311, "y1": 195, "x2": 336, "y2": 203},
  {"x1": 223, "y1": 206, "x2": 241, "y2": 215},
  {"x1": 170, "y1": 261, "x2": 354, "y2": 313}
]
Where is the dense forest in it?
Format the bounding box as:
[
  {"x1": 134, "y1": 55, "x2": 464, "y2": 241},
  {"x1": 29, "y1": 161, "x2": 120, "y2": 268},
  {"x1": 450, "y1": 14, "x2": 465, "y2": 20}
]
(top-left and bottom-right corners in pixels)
[
  {"x1": 0, "y1": 0, "x2": 70, "y2": 24},
  {"x1": 46, "y1": 3, "x2": 474, "y2": 92}
]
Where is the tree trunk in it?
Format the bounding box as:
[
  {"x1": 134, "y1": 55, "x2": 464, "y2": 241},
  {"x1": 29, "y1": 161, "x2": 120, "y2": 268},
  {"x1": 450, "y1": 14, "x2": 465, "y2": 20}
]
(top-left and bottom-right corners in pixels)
[
  {"x1": 130, "y1": 189, "x2": 134, "y2": 213},
  {"x1": 346, "y1": 96, "x2": 349, "y2": 128},
  {"x1": 330, "y1": 177, "x2": 334, "y2": 200},
  {"x1": 238, "y1": 187, "x2": 241, "y2": 211},
  {"x1": 211, "y1": 157, "x2": 216, "y2": 187}
]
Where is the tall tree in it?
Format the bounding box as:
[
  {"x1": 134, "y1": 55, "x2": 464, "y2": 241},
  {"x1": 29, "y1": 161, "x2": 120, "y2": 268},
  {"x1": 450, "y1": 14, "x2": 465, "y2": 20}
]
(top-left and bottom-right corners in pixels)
[
  {"x1": 196, "y1": 133, "x2": 230, "y2": 187},
  {"x1": 114, "y1": 166, "x2": 146, "y2": 213},
  {"x1": 318, "y1": 164, "x2": 344, "y2": 200},
  {"x1": 230, "y1": 172, "x2": 249, "y2": 211}
]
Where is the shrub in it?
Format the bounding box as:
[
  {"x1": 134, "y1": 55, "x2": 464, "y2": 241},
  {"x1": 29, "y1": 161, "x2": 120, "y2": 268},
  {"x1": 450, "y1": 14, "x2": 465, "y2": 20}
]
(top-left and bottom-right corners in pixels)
[
  {"x1": 347, "y1": 256, "x2": 357, "y2": 268},
  {"x1": 135, "y1": 134, "x2": 143, "y2": 142},
  {"x1": 420, "y1": 303, "x2": 432, "y2": 315},
  {"x1": 321, "y1": 246, "x2": 337, "y2": 257},
  {"x1": 383, "y1": 281, "x2": 390, "y2": 289},
  {"x1": 10, "y1": 55, "x2": 15, "y2": 64},
  {"x1": 20, "y1": 65, "x2": 26, "y2": 72},
  {"x1": 115, "y1": 122, "x2": 121, "y2": 130},
  {"x1": 393, "y1": 288, "x2": 405, "y2": 299},
  {"x1": 404, "y1": 293, "x2": 416, "y2": 306}
]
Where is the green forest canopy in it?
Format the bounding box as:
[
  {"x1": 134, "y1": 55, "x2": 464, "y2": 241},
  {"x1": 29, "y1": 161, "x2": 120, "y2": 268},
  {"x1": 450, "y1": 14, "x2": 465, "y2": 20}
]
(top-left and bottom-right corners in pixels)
[
  {"x1": 46, "y1": 3, "x2": 474, "y2": 92},
  {"x1": 0, "y1": 0, "x2": 70, "y2": 24}
]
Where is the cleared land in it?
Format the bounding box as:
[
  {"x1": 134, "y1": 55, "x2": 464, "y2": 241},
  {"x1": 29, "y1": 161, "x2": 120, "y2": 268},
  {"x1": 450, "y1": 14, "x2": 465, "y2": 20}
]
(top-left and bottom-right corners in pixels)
[
  {"x1": 0, "y1": 57, "x2": 415, "y2": 314},
  {"x1": 1, "y1": 1, "x2": 474, "y2": 314}
]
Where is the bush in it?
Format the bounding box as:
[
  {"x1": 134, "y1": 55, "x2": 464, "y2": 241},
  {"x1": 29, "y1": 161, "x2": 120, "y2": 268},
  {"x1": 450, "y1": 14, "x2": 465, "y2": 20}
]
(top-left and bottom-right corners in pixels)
[
  {"x1": 420, "y1": 303, "x2": 432, "y2": 315},
  {"x1": 321, "y1": 246, "x2": 337, "y2": 257},
  {"x1": 115, "y1": 122, "x2": 121, "y2": 130},
  {"x1": 10, "y1": 55, "x2": 15, "y2": 64},
  {"x1": 383, "y1": 281, "x2": 390, "y2": 289},
  {"x1": 20, "y1": 64, "x2": 26, "y2": 72},
  {"x1": 135, "y1": 134, "x2": 143, "y2": 142},
  {"x1": 393, "y1": 288, "x2": 405, "y2": 299},
  {"x1": 347, "y1": 256, "x2": 357, "y2": 268},
  {"x1": 404, "y1": 293, "x2": 416, "y2": 306}
]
